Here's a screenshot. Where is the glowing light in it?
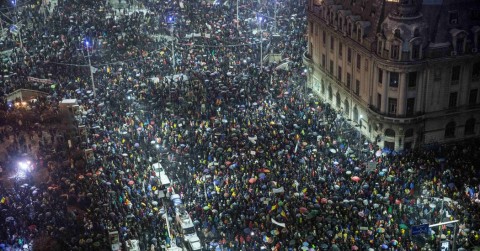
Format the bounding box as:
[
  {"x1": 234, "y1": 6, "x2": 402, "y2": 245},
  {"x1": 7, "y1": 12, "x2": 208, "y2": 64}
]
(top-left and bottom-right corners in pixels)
[{"x1": 18, "y1": 160, "x2": 32, "y2": 171}]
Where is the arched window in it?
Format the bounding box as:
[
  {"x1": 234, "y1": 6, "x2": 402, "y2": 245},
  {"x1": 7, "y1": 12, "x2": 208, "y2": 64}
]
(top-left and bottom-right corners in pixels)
[
  {"x1": 385, "y1": 128, "x2": 396, "y2": 138},
  {"x1": 336, "y1": 93, "x2": 341, "y2": 108},
  {"x1": 465, "y1": 118, "x2": 476, "y2": 135},
  {"x1": 344, "y1": 100, "x2": 350, "y2": 116},
  {"x1": 404, "y1": 128, "x2": 414, "y2": 138},
  {"x1": 328, "y1": 85, "x2": 333, "y2": 100},
  {"x1": 445, "y1": 121, "x2": 456, "y2": 138},
  {"x1": 353, "y1": 106, "x2": 359, "y2": 122}
]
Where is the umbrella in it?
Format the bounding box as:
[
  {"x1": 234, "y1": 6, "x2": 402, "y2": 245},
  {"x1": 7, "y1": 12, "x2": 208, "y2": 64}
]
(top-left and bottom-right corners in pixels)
[
  {"x1": 399, "y1": 224, "x2": 408, "y2": 230},
  {"x1": 391, "y1": 240, "x2": 398, "y2": 246},
  {"x1": 244, "y1": 228, "x2": 252, "y2": 234},
  {"x1": 299, "y1": 207, "x2": 308, "y2": 214},
  {"x1": 128, "y1": 180, "x2": 134, "y2": 185},
  {"x1": 249, "y1": 178, "x2": 257, "y2": 184},
  {"x1": 259, "y1": 173, "x2": 266, "y2": 180},
  {"x1": 321, "y1": 198, "x2": 328, "y2": 204},
  {"x1": 351, "y1": 246, "x2": 359, "y2": 251},
  {"x1": 381, "y1": 244, "x2": 388, "y2": 249},
  {"x1": 303, "y1": 242, "x2": 309, "y2": 247},
  {"x1": 329, "y1": 148, "x2": 337, "y2": 153},
  {"x1": 351, "y1": 176, "x2": 361, "y2": 182}
]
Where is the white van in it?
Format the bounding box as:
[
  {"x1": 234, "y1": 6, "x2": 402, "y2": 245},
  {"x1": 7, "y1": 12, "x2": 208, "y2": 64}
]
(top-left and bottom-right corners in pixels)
[{"x1": 152, "y1": 163, "x2": 171, "y2": 187}]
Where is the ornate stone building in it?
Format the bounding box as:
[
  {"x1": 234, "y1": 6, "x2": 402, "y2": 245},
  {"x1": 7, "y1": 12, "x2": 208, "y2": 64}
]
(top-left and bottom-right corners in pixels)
[{"x1": 304, "y1": 0, "x2": 480, "y2": 150}]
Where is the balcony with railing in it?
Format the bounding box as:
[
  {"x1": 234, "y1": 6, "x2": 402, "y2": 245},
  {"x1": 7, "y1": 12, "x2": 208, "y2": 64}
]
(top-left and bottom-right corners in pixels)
[
  {"x1": 303, "y1": 51, "x2": 313, "y2": 67},
  {"x1": 367, "y1": 105, "x2": 425, "y2": 124}
]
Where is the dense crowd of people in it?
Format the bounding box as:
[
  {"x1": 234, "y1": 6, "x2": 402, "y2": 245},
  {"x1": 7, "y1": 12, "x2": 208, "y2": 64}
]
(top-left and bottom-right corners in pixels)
[{"x1": 0, "y1": 0, "x2": 479, "y2": 250}]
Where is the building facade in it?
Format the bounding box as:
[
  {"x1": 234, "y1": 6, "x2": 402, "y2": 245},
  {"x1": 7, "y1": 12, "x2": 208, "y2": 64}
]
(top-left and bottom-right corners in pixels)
[{"x1": 304, "y1": 0, "x2": 480, "y2": 150}]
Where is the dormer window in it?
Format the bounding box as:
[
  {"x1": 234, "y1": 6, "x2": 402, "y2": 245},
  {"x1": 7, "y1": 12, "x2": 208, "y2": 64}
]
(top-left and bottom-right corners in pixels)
[
  {"x1": 394, "y1": 29, "x2": 401, "y2": 38},
  {"x1": 449, "y1": 11, "x2": 459, "y2": 25},
  {"x1": 413, "y1": 28, "x2": 420, "y2": 37},
  {"x1": 450, "y1": 29, "x2": 468, "y2": 54}
]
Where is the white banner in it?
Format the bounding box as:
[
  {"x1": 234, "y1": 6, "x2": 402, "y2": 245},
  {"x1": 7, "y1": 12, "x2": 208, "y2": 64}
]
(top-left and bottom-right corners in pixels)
[
  {"x1": 272, "y1": 187, "x2": 284, "y2": 194},
  {"x1": 27, "y1": 77, "x2": 53, "y2": 84},
  {"x1": 271, "y1": 218, "x2": 286, "y2": 228}
]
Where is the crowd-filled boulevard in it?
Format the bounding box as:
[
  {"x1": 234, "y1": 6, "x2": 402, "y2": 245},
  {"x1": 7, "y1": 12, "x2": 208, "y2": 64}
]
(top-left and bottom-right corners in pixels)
[{"x1": 0, "y1": 0, "x2": 479, "y2": 250}]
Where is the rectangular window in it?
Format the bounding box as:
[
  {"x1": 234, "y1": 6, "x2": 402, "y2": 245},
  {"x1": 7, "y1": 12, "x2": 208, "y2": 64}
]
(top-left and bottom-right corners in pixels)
[
  {"x1": 377, "y1": 93, "x2": 382, "y2": 110},
  {"x1": 346, "y1": 73, "x2": 351, "y2": 89},
  {"x1": 412, "y1": 44, "x2": 420, "y2": 59},
  {"x1": 389, "y1": 72, "x2": 399, "y2": 87},
  {"x1": 338, "y1": 66, "x2": 342, "y2": 81},
  {"x1": 406, "y1": 98, "x2": 415, "y2": 116},
  {"x1": 469, "y1": 89, "x2": 478, "y2": 105},
  {"x1": 322, "y1": 54, "x2": 326, "y2": 68},
  {"x1": 388, "y1": 98, "x2": 397, "y2": 115},
  {"x1": 330, "y1": 36, "x2": 334, "y2": 51},
  {"x1": 347, "y1": 48, "x2": 352, "y2": 63},
  {"x1": 434, "y1": 68, "x2": 442, "y2": 81},
  {"x1": 364, "y1": 59, "x2": 368, "y2": 71},
  {"x1": 356, "y1": 54, "x2": 361, "y2": 70},
  {"x1": 449, "y1": 11, "x2": 459, "y2": 25},
  {"x1": 451, "y1": 65, "x2": 461, "y2": 85},
  {"x1": 355, "y1": 80, "x2": 360, "y2": 95},
  {"x1": 323, "y1": 31, "x2": 326, "y2": 46},
  {"x1": 329, "y1": 60, "x2": 334, "y2": 75},
  {"x1": 339, "y1": 42, "x2": 343, "y2": 56},
  {"x1": 321, "y1": 80, "x2": 325, "y2": 94},
  {"x1": 315, "y1": 25, "x2": 319, "y2": 36},
  {"x1": 391, "y1": 44, "x2": 399, "y2": 59},
  {"x1": 310, "y1": 22, "x2": 314, "y2": 34},
  {"x1": 472, "y1": 62, "x2": 480, "y2": 81},
  {"x1": 449, "y1": 92, "x2": 458, "y2": 108},
  {"x1": 408, "y1": 72, "x2": 417, "y2": 88},
  {"x1": 378, "y1": 69, "x2": 383, "y2": 84}
]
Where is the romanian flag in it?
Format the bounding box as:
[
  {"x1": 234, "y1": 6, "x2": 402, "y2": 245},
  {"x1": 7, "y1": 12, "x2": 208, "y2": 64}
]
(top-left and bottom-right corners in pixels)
[{"x1": 269, "y1": 204, "x2": 278, "y2": 214}]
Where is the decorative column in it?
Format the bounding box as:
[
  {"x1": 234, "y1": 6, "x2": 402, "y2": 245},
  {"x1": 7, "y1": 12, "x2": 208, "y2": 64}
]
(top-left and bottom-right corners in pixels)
[
  {"x1": 381, "y1": 70, "x2": 388, "y2": 113},
  {"x1": 398, "y1": 73, "x2": 407, "y2": 115}
]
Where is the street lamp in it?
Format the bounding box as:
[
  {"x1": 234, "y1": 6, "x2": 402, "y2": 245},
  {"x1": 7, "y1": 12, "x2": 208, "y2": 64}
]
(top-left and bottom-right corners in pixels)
[
  {"x1": 257, "y1": 13, "x2": 265, "y2": 71},
  {"x1": 273, "y1": 0, "x2": 278, "y2": 33},
  {"x1": 84, "y1": 40, "x2": 97, "y2": 98},
  {"x1": 166, "y1": 13, "x2": 176, "y2": 73},
  {"x1": 11, "y1": 0, "x2": 23, "y2": 48}
]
